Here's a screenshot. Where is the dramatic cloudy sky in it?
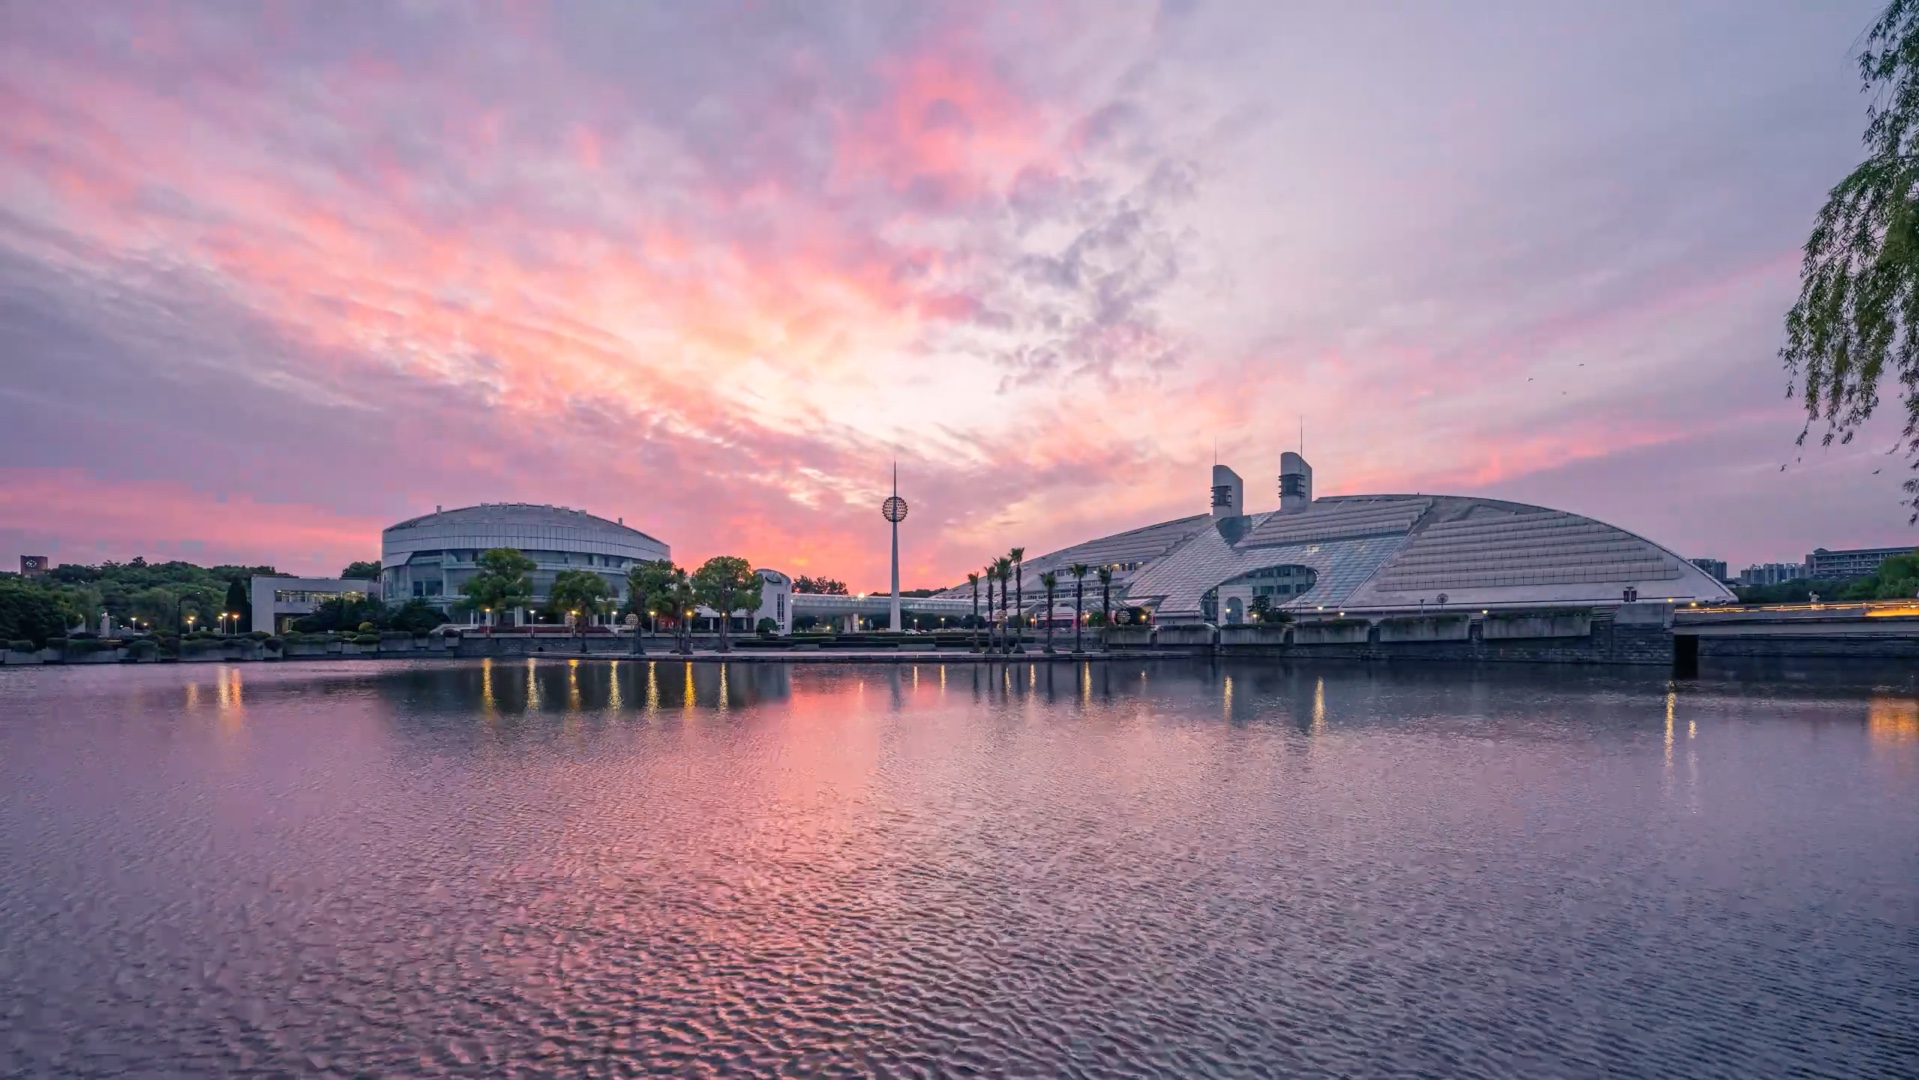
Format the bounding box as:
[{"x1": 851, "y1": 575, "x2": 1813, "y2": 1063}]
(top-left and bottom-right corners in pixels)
[{"x1": 0, "y1": 0, "x2": 1905, "y2": 585}]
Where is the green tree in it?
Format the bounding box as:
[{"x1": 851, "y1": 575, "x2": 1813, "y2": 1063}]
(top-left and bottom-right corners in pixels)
[
  {"x1": 1784, "y1": 1, "x2": 1919, "y2": 518},
  {"x1": 127, "y1": 584, "x2": 220, "y2": 635},
  {"x1": 625, "y1": 559, "x2": 679, "y2": 654},
  {"x1": 224, "y1": 578, "x2": 249, "y2": 632},
  {"x1": 291, "y1": 594, "x2": 382, "y2": 633},
  {"x1": 461, "y1": 548, "x2": 535, "y2": 630},
  {"x1": 1097, "y1": 566, "x2": 1114, "y2": 629},
  {"x1": 547, "y1": 569, "x2": 611, "y2": 640},
  {"x1": 48, "y1": 582, "x2": 102, "y2": 632},
  {"x1": 1870, "y1": 550, "x2": 1919, "y2": 596},
  {"x1": 693, "y1": 556, "x2": 763, "y2": 654},
  {"x1": 0, "y1": 584, "x2": 66, "y2": 648},
  {"x1": 1815, "y1": 549, "x2": 1919, "y2": 599},
  {"x1": 663, "y1": 566, "x2": 698, "y2": 654},
  {"x1": 387, "y1": 599, "x2": 447, "y2": 633},
  {"x1": 1069, "y1": 563, "x2": 1089, "y2": 653},
  {"x1": 340, "y1": 560, "x2": 382, "y2": 581},
  {"x1": 1039, "y1": 570, "x2": 1058, "y2": 653}
]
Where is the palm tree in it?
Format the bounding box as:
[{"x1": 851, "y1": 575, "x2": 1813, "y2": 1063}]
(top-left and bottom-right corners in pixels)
[
  {"x1": 1009, "y1": 547, "x2": 1026, "y2": 642},
  {"x1": 994, "y1": 557, "x2": 1013, "y2": 652},
  {"x1": 1039, "y1": 571, "x2": 1058, "y2": 653},
  {"x1": 983, "y1": 564, "x2": 996, "y2": 651},
  {"x1": 1097, "y1": 566, "x2": 1114, "y2": 628},
  {"x1": 968, "y1": 571, "x2": 981, "y2": 650},
  {"x1": 663, "y1": 567, "x2": 696, "y2": 655},
  {"x1": 1069, "y1": 563, "x2": 1089, "y2": 653}
]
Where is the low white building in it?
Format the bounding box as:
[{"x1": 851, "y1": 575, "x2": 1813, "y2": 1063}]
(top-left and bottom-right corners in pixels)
[{"x1": 250, "y1": 576, "x2": 377, "y2": 634}]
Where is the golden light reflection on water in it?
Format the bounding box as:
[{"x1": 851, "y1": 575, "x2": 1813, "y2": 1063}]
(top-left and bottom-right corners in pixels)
[
  {"x1": 1223, "y1": 674, "x2": 1233, "y2": 718},
  {"x1": 1665, "y1": 689, "x2": 1675, "y2": 769},
  {"x1": 480, "y1": 657, "x2": 496, "y2": 714},
  {"x1": 567, "y1": 659, "x2": 582, "y2": 713},
  {"x1": 682, "y1": 662, "x2": 695, "y2": 718},
  {"x1": 718, "y1": 663, "x2": 730, "y2": 712},
  {"x1": 1868, "y1": 696, "x2": 1919, "y2": 747},
  {"x1": 645, "y1": 661, "x2": 660, "y2": 715},
  {"x1": 608, "y1": 660, "x2": 621, "y2": 711},
  {"x1": 214, "y1": 667, "x2": 245, "y2": 734},
  {"x1": 525, "y1": 658, "x2": 542, "y2": 711},
  {"x1": 1311, "y1": 677, "x2": 1326, "y2": 735}
]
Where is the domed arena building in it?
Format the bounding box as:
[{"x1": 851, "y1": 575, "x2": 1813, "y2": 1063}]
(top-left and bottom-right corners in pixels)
[
  {"x1": 939, "y1": 455, "x2": 1734, "y2": 624},
  {"x1": 381, "y1": 504, "x2": 669, "y2": 622}
]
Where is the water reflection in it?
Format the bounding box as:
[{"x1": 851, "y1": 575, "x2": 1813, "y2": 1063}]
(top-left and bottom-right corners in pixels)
[
  {"x1": 1, "y1": 659, "x2": 1915, "y2": 1077},
  {"x1": 1869, "y1": 695, "x2": 1919, "y2": 745}
]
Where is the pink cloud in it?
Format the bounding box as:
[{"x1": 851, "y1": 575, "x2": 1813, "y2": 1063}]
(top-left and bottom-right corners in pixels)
[{"x1": 0, "y1": 468, "x2": 385, "y2": 573}]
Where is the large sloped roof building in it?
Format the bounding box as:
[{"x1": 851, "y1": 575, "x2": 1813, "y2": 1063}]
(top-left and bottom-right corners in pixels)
[{"x1": 941, "y1": 454, "x2": 1733, "y2": 623}]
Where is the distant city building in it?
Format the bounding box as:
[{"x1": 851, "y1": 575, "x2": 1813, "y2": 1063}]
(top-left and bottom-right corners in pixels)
[
  {"x1": 380, "y1": 503, "x2": 669, "y2": 623},
  {"x1": 1805, "y1": 545, "x2": 1916, "y2": 581},
  {"x1": 250, "y1": 576, "x2": 377, "y2": 634},
  {"x1": 18, "y1": 555, "x2": 47, "y2": 578},
  {"x1": 1738, "y1": 562, "x2": 1809, "y2": 587},
  {"x1": 1689, "y1": 558, "x2": 1728, "y2": 583},
  {"x1": 929, "y1": 454, "x2": 1735, "y2": 623}
]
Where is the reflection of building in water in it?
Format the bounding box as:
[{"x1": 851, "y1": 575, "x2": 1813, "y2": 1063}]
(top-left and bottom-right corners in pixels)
[
  {"x1": 1868, "y1": 696, "x2": 1919, "y2": 746},
  {"x1": 373, "y1": 659, "x2": 795, "y2": 732}
]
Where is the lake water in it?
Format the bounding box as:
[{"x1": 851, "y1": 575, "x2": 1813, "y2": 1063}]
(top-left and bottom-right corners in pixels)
[{"x1": 0, "y1": 658, "x2": 1914, "y2": 1077}]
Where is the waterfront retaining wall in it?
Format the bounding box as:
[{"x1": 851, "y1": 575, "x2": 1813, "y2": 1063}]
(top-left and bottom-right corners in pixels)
[
  {"x1": 1102, "y1": 611, "x2": 1680, "y2": 666},
  {"x1": 1377, "y1": 616, "x2": 1471, "y2": 643},
  {"x1": 1694, "y1": 635, "x2": 1919, "y2": 661}
]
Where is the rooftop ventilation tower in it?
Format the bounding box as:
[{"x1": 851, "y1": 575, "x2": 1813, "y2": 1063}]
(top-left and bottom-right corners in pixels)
[
  {"x1": 1211, "y1": 464, "x2": 1244, "y2": 519},
  {"x1": 1279, "y1": 452, "x2": 1312, "y2": 512}
]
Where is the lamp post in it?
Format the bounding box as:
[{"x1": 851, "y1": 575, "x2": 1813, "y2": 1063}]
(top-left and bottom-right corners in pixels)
[{"x1": 881, "y1": 462, "x2": 909, "y2": 634}]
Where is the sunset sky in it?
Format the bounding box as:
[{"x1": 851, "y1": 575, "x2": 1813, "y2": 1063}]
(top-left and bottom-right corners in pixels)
[{"x1": 1, "y1": 0, "x2": 1907, "y2": 587}]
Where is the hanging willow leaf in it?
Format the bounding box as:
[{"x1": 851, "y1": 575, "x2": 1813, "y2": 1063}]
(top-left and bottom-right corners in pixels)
[{"x1": 1783, "y1": 0, "x2": 1919, "y2": 520}]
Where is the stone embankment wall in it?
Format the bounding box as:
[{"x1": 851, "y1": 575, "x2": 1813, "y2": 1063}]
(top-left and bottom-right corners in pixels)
[
  {"x1": 1695, "y1": 635, "x2": 1919, "y2": 660},
  {"x1": 1108, "y1": 607, "x2": 1677, "y2": 666}
]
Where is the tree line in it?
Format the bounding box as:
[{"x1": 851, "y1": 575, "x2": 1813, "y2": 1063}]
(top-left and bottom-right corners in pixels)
[{"x1": 456, "y1": 548, "x2": 766, "y2": 653}]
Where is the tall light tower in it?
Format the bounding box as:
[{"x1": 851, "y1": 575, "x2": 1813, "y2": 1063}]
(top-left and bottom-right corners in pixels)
[{"x1": 881, "y1": 462, "x2": 909, "y2": 633}]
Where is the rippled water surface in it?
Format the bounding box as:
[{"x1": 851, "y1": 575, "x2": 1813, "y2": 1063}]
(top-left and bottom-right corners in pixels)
[{"x1": 1, "y1": 659, "x2": 1916, "y2": 1077}]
